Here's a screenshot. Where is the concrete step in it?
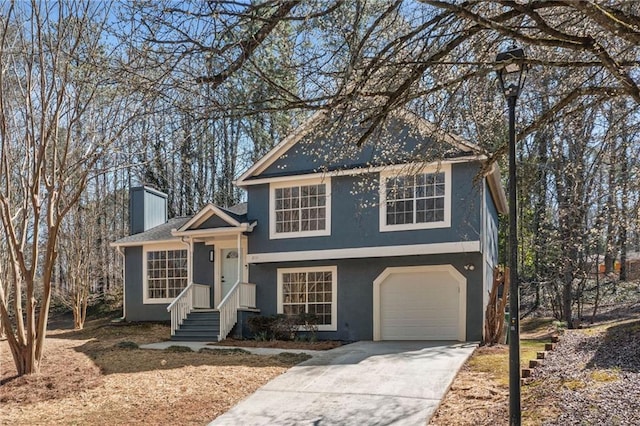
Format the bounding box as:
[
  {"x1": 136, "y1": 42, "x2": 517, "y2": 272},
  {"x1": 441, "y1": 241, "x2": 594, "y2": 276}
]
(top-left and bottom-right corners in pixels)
[
  {"x1": 181, "y1": 319, "x2": 220, "y2": 327},
  {"x1": 186, "y1": 313, "x2": 220, "y2": 319},
  {"x1": 170, "y1": 334, "x2": 218, "y2": 342},
  {"x1": 179, "y1": 324, "x2": 220, "y2": 331}
]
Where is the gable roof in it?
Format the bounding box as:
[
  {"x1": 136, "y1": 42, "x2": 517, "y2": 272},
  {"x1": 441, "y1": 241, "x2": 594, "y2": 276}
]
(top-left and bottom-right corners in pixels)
[
  {"x1": 175, "y1": 203, "x2": 246, "y2": 231},
  {"x1": 237, "y1": 111, "x2": 327, "y2": 183},
  {"x1": 235, "y1": 109, "x2": 485, "y2": 186}
]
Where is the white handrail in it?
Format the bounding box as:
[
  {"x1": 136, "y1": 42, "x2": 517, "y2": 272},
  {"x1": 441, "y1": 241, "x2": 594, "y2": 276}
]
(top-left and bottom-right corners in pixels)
[
  {"x1": 240, "y1": 282, "x2": 256, "y2": 308},
  {"x1": 216, "y1": 280, "x2": 241, "y2": 341},
  {"x1": 167, "y1": 282, "x2": 211, "y2": 336},
  {"x1": 215, "y1": 281, "x2": 256, "y2": 340},
  {"x1": 167, "y1": 283, "x2": 194, "y2": 336}
]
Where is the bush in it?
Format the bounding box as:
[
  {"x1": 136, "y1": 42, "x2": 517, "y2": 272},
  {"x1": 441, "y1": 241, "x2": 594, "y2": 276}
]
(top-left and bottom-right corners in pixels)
[
  {"x1": 115, "y1": 341, "x2": 138, "y2": 350},
  {"x1": 272, "y1": 314, "x2": 299, "y2": 341},
  {"x1": 247, "y1": 315, "x2": 276, "y2": 338},
  {"x1": 247, "y1": 313, "x2": 319, "y2": 341},
  {"x1": 165, "y1": 345, "x2": 193, "y2": 352}
]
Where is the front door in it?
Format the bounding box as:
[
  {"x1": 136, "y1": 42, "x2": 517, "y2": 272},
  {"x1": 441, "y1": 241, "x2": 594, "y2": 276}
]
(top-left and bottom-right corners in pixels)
[{"x1": 221, "y1": 248, "x2": 239, "y2": 300}]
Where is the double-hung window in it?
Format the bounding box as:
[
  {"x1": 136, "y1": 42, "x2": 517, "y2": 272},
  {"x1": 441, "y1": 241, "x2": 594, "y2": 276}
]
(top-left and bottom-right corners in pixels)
[
  {"x1": 380, "y1": 165, "x2": 451, "y2": 231},
  {"x1": 277, "y1": 266, "x2": 337, "y2": 331},
  {"x1": 144, "y1": 246, "x2": 188, "y2": 303},
  {"x1": 270, "y1": 178, "x2": 331, "y2": 239}
]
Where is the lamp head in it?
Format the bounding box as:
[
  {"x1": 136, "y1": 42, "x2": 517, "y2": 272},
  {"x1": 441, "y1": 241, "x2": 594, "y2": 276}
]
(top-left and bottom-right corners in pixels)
[{"x1": 496, "y1": 45, "x2": 527, "y2": 99}]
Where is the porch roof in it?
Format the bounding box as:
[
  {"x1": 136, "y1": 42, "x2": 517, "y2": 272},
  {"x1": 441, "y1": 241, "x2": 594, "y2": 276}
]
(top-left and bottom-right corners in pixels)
[{"x1": 110, "y1": 217, "x2": 189, "y2": 247}]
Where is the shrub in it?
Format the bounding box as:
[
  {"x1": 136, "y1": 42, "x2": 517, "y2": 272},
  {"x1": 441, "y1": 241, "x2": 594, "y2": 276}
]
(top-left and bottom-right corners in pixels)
[
  {"x1": 253, "y1": 331, "x2": 269, "y2": 341},
  {"x1": 297, "y1": 312, "x2": 319, "y2": 342},
  {"x1": 272, "y1": 314, "x2": 299, "y2": 341},
  {"x1": 115, "y1": 341, "x2": 138, "y2": 350},
  {"x1": 247, "y1": 315, "x2": 276, "y2": 338},
  {"x1": 165, "y1": 345, "x2": 193, "y2": 352}
]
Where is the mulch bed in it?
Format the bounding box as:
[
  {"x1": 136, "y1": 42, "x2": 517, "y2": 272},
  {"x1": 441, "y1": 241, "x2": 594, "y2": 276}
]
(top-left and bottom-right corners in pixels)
[{"x1": 211, "y1": 338, "x2": 342, "y2": 350}]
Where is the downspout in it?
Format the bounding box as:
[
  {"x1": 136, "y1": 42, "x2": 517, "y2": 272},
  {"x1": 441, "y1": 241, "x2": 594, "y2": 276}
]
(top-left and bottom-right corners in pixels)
[{"x1": 115, "y1": 246, "x2": 126, "y2": 320}]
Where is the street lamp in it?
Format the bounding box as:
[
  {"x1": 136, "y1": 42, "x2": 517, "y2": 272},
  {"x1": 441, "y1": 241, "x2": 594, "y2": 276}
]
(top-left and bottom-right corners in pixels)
[{"x1": 496, "y1": 45, "x2": 527, "y2": 426}]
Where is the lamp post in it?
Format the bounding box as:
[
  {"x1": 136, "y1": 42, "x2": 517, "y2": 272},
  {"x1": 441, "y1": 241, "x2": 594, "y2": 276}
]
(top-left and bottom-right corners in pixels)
[{"x1": 496, "y1": 45, "x2": 527, "y2": 426}]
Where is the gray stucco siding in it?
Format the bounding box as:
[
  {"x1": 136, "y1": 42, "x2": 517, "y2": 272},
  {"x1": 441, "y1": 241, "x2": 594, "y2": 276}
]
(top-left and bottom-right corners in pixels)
[
  {"x1": 192, "y1": 242, "x2": 215, "y2": 306},
  {"x1": 124, "y1": 243, "x2": 214, "y2": 322},
  {"x1": 123, "y1": 246, "x2": 170, "y2": 322},
  {"x1": 249, "y1": 252, "x2": 484, "y2": 342},
  {"x1": 247, "y1": 162, "x2": 483, "y2": 254},
  {"x1": 257, "y1": 117, "x2": 466, "y2": 178},
  {"x1": 198, "y1": 215, "x2": 234, "y2": 229}
]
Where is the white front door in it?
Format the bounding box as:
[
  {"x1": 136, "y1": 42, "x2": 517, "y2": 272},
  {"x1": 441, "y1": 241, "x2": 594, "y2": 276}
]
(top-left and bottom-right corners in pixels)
[{"x1": 221, "y1": 248, "x2": 239, "y2": 300}]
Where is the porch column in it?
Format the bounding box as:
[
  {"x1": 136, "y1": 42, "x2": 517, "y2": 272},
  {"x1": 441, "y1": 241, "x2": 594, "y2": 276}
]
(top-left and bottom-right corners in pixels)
[{"x1": 237, "y1": 232, "x2": 242, "y2": 283}]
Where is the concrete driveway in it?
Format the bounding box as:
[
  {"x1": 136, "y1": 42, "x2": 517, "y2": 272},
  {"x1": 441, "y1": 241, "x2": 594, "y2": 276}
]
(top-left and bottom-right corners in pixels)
[{"x1": 210, "y1": 341, "x2": 476, "y2": 426}]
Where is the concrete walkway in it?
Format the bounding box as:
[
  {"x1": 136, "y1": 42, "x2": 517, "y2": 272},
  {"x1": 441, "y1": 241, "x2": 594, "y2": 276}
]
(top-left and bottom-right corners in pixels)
[
  {"x1": 209, "y1": 341, "x2": 477, "y2": 426},
  {"x1": 139, "y1": 340, "x2": 324, "y2": 357}
]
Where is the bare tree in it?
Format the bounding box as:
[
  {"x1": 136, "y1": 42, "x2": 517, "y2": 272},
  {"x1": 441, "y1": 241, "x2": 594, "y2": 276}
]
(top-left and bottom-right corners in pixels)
[
  {"x1": 0, "y1": 1, "x2": 142, "y2": 375},
  {"x1": 53, "y1": 201, "x2": 102, "y2": 330}
]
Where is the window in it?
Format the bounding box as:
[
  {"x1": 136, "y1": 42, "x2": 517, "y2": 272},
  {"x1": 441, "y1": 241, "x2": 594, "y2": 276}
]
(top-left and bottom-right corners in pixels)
[
  {"x1": 144, "y1": 248, "x2": 188, "y2": 303},
  {"x1": 380, "y1": 165, "x2": 451, "y2": 231},
  {"x1": 270, "y1": 178, "x2": 331, "y2": 239},
  {"x1": 277, "y1": 266, "x2": 337, "y2": 331}
]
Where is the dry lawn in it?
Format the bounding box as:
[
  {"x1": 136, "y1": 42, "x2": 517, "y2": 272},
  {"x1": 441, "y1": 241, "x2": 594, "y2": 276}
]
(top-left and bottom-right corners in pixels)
[
  {"x1": 430, "y1": 319, "x2": 556, "y2": 426},
  {"x1": 0, "y1": 317, "x2": 310, "y2": 425},
  {"x1": 431, "y1": 309, "x2": 640, "y2": 425}
]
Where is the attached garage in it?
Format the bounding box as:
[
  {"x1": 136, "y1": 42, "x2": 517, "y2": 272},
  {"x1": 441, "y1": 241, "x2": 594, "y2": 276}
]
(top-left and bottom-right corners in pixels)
[{"x1": 373, "y1": 265, "x2": 467, "y2": 341}]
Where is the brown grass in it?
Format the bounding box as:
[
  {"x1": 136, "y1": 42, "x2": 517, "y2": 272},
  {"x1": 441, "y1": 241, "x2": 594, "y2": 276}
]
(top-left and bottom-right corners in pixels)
[
  {"x1": 430, "y1": 317, "x2": 555, "y2": 426},
  {"x1": 0, "y1": 316, "x2": 310, "y2": 425}
]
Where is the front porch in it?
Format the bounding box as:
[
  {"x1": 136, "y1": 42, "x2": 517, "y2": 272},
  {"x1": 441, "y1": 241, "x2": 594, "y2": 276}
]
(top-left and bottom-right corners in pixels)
[
  {"x1": 168, "y1": 281, "x2": 257, "y2": 341},
  {"x1": 167, "y1": 204, "x2": 258, "y2": 341}
]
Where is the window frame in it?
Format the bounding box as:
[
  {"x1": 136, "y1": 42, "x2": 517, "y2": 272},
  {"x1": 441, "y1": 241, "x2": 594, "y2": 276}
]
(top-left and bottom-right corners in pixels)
[
  {"x1": 379, "y1": 164, "x2": 452, "y2": 232},
  {"x1": 142, "y1": 243, "x2": 189, "y2": 304},
  {"x1": 277, "y1": 266, "x2": 338, "y2": 331},
  {"x1": 269, "y1": 177, "x2": 331, "y2": 239}
]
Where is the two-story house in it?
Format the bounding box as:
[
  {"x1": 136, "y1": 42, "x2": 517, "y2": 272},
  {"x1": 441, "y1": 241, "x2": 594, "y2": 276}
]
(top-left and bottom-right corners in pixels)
[{"x1": 112, "y1": 110, "x2": 506, "y2": 342}]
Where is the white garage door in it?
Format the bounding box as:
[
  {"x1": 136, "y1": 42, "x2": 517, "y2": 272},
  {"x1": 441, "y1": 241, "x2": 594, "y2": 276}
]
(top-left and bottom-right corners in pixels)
[{"x1": 377, "y1": 266, "x2": 465, "y2": 341}]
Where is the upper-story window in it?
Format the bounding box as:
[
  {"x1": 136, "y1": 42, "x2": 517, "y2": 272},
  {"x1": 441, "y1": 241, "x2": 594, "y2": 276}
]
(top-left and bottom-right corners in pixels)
[
  {"x1": 380, "y1": 164, "x2": 451, "y2": 231},
  {"x1": 270, "y1": 177, "x2": 331, "y2": 239}
]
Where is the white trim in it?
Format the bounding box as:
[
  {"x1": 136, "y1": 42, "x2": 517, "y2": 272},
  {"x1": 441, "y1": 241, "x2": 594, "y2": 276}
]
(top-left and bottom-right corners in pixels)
[
  {"x1": 110, "y1": 238, "x2": 178, "y2": 248},
  {"x1": 481, "y1": 181, "x2": 488, "y2": 336},
  {"x1": 176, "y1": 204, "x2": 241, "y2": 231},
  {"x1": 379, "y1": 163, "x2": 452, "y2": 232},
  {"x1": 277, "y1": 265, "x2": 338, "y2": 332},
  {"x1": 372, "y1": 264, "x2": 467, "y2": 341},
  {"x1": 269, "y1": 177, "x2": 332, "y2": 240},
  {"x1": 236, "y1": 111, "x2": 327, "y2": 185},
  {"x1": 485, "y1": 162, "x2": 508, "y2": 215},
  {"x1": 142, "y1": 242, "x2": 190, "y2": 305},
  {"x1": 235, "y1": 109, "x2": 484, "y2": 187},
  {"x1": 236, "y1": 156, "x2": 484, "y2": 187},
  {"x1": 172, "y1": 224, "x2": 251, "y2": 238},
  {"x1": 394, "y1": 109, "x2": 479, "y2": 153},
  {"x1": 247, "y1": 241, "x2": 480, "y2": 263}
]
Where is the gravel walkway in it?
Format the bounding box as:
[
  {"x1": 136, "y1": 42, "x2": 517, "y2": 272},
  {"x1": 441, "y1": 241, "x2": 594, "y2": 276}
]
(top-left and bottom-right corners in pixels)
[{"x1": 532, "y1": 318, "x2": 640, "y2": 426}]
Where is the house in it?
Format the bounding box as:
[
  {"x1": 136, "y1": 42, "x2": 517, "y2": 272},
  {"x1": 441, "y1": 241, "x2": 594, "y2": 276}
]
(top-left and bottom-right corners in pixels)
[{"x1": 111, "y1": 110, "x2": 507, "y2": 342}]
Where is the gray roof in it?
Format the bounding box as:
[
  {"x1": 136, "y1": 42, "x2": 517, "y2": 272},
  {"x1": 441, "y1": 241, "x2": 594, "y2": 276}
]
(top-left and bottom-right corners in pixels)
[
  {"x1": 219, "y1": 202, "x2": 248, "y2": 222},
  {"x1": 112, "y1": 202, "x2": 250, "y2": 246},
  {"x1": 113, "y1": 216, "x2": 190, "y2": 245}
]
